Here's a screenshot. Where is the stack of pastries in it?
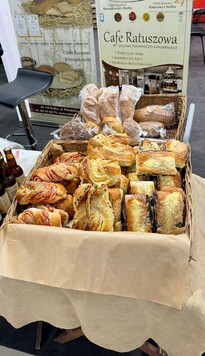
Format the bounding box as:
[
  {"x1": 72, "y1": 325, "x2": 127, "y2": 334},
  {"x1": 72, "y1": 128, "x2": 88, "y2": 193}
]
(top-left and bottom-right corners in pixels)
[{"x1": 15, "y1": 135, "x2": 189, "y2": 235}]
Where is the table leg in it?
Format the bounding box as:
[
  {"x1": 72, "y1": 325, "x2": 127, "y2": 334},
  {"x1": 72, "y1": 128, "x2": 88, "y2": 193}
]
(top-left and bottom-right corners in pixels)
[
  {"x1": 35, "y1": 321, "x2": 43, "y2": 350},
  {"x1": 54, "y1": 327, "x2": 84, "y2": 344}
]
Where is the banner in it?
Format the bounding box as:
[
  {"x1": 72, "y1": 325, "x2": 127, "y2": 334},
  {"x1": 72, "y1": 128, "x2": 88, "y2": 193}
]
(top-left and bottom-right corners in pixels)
[
  {"x1": 96, "y1": 0, "x2": 192, "y2": 94},
  {"x1": 8, "y1": 0, "x2": 97, "y2": 123}
]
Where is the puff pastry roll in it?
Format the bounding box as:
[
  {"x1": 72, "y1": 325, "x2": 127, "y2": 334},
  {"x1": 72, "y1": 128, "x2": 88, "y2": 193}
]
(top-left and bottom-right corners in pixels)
[
  {"x1": 108, "y1": 188, "x2": 123, "y2": 223},
  {"x1": 125, "y1": 194, "x2": 152, "y2": 232},
  {"x1": 53, "y1": 152, "x2": 84, "y2": 164},
  {"x1": 54, "y1": 194, "x2": 75, "y2": 218},
  {"x1": 136, "y1": 151, "x2": 177, "y2": 175},
  {"x1": 18, "y1": 206, "x2": 68, "y2": 227},
  {"x1": 86, "y1": 184, "x2": 114, "y2": 231},
  {"x1": 113, "y1": 174, "x2": 129, "y2": 194},
  {"x1": 129, "y1": 181, "x2": 155, "y2": 196},
  {"x1": 72, "y1": 183, "x2": 91, "y2": 230},
  {"x1": 16, "y1": 181, "x2": 67, "y2": 205},
  {"x1": 156, "y1": 189, "x2": 184, "y2": 234},
  {"x1": 79, "y1": 157, "x2": 121, "y2": 187},
  {"x1": 165, "y1": 140, "x2": 189, "y2": 168},
  {"x1": 32, "y1": 162, "x2": 78, "y2": 183},
  {"x1": 88, "y1": 134, "x2": 135, "y2": 167},
  {"x1": 158, "y1": 171, "x2": 182, "y2": 190}
]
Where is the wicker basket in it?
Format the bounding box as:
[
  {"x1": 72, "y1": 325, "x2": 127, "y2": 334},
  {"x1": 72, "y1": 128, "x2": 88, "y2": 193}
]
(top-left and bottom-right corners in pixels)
[{"x1": 135, "y1": 94, "x2": 187, "y2": 141}]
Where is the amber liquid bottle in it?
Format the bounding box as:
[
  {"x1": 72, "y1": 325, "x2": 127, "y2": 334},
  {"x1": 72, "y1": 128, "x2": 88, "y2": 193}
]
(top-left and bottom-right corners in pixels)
[
  {"x1": 0, "y1": 156, "x2": 18, "y2": 202},
  {"x1": 3, "y1": 147, "x2": 25, "y2": 185}
]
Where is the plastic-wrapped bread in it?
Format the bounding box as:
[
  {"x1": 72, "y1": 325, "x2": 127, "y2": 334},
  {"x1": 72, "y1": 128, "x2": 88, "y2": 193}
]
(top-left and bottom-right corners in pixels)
[
  {"x1": 60, "y1": 116, "x2": 100, "y2": 140},
  {"x1": 79, "y1": 83, "x2": 99, "y2": 100},
  {"x1": 102, "y1": 116, "x2": 124, "y2": 135},
  {"x1": 80, "y1": 95, "x2": 101, "y2": 125},
  {"x1": 99, "y1": 86, "x2": 120, "y2": 121},
  {"x1": 134, "y1": 103, "x2": 175, "y2": 128},
  {"x1": 123, "y1": 118, "x2": 141, "y2": 145},
  {"x1": 119, "y1": 85, "x2": 143, "y2": 122},
  {"x1": 139, "y1": 121, "x2": 166, "y2": 138}
]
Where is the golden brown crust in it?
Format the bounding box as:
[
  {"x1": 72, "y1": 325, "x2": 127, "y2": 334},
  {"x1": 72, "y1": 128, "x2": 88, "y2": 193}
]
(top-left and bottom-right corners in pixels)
[
  {"x1": 16, "y1": 181, "x2": 67, "y2": 205},
  {"x1": 140, "y1": 139, "x2": 163, "y2": 152},
  {"x1": 113, "y1": 174, "x2": 129, "y2": 194},
  {"x1": 102, "y1": 117, "x2": 124, "y2": 133},
  {"x1": 158, "y1": 171, "x2": 182, "y2": 190},
  {"x1": 55, "y1": 194, "x2": 74, "y2": 218},
  {"x1": 165, "y1": 140, "x2": 189, "y2": 168},
  {"x1": 88, "y1": 134, "x2": 135, "y2": 167},
  {"x1": 79, "y1": 157, "x2": 121, "y2": 187},
  {"x1": 108, "y1": 133, "x2": 130, "y2": 145},
  {"x1": 53, "y1": 152, "x2": 84, "y2": 164},
  {"x1": 17, "y1": 206, "x2": 68, "y2": 227},
  {"x1": 72, "y1": 183, "x2": 91, "y2": 230},
  {"x1": 108, "y1": 188, "x2": 123, "y2": 223},
  {"x1": 129, "y1": 181, "x2": 155, "y2": 196},
  {"x1": 125, "y1": 194, "x2": 152, "y2": 232},
  {"x1": 63, "y1": 178, "x2": 80, "y2": 195},
  {"x1": 136, "y1": 151, "x2": 177, "y2": 175},
  {"x1": 156, "y1": 190, "x2": 184, "y2": 234},
  {"x1": 32, "y1": 162, "x2": 79, "y2": 183}
]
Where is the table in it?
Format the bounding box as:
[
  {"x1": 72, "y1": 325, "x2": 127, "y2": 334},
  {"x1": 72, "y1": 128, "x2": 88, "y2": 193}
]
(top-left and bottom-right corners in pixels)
[{"x1": 0, "y1": 154, "x2": 205, "y2": 356}]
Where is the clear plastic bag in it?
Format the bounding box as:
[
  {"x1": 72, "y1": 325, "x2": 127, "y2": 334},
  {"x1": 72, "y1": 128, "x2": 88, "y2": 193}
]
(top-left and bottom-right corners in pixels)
[
  {"x1": 60, "y1": 116, "x2": 100, "y2": 141},
  {"x1": 139, "y1": 121, "x2": 167, "y2": 138},
  {"x1": 119, "y1": 85, "x2": 143, "y2": 122},
  {"x1": 122, "y1": 118, "x2": 142, "y2": 146},
  {"x1": 98, "y1": 86, "x2": 120, "y2": 121},
  {"x1": 134, "y1": 102, "x2": 175, "y2": 128}
]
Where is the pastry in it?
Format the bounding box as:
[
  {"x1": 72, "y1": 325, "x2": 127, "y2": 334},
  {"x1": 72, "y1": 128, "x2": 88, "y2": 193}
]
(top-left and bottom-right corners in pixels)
[
  {"x1": 108, "y1": 187, "x2": 123, "y2": 223},
  {"x1": 108, "y1": 133, "x2": 130, "y2": 145},
  {"x1": 113, "y1": 174, "x2": 129, "y2": 194},
  {"x1": 136, "y1": 151, "x2": 177, "y2": 175},
  {"x1": 31, "y1": 0, "x2": 59, "y2": 14},
  {"x1": 125, "y1": 194, "x2": 152, "y2": 232},
  {"x1": 18, "y1": 207, "x2": 63, "y2": 227},
  {"x1": 102, "y1": 116, "x2": 124, "y2": 135},
  {"x1": 129, "y1": 181, "x2": 155, "y2": 196},
  {"x1": 86, "y1": 184, "x2": 114, "y2": 231},
  {"x1": 158, "y1": 172, "x2": 182, "y2": 190},
  {"x1": 87, "y1": 134, "x2": 135, "y2": 167},
  {"x1": 63, "y1": 178, "x2": 80, "y2": 195},
  {"x1": 55, "y1": 194, "x2": 75, "y2": 218},
  {"x1": 79, "y1": 157, "x2": 121, "y2": 187},
  {"x1": 165, "y1": 140, "x2": 189, "y2": 168},
  {"x1": 16, "y1": 181, "x2": 67, "y2": 205},
  {"x1": 32, "y1": 162, "x2": 79, "y2": 183},
  {"x1": 53, "y1": 151, "x2": 84, "y2": 164},
  {"x1": 156, "y1": 190, "x2": 184, "y2": 234},
  {"x1": 139, "y1": 139, "x2": 164, "y2": 152},
  {"x1": 72, "y1": 183, "x2": 91, "y2": 230}
]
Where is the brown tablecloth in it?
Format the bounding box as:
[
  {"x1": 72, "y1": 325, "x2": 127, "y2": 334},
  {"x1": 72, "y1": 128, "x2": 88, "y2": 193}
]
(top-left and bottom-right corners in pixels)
[{"x1": 0, "y1": 174, "x2": 204, "y2": 356}]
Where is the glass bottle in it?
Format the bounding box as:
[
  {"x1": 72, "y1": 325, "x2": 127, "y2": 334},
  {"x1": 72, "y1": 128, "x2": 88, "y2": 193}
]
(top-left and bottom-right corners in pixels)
[
  {"x1": 0, "y1": 181, "x2": 11, "y2": 216},
  {"x1": 0, "y1": 156, "x2": 18, "y2": 202},
  {"x1": 3, "y1": 147, "x2": 25, "y2": 185}
]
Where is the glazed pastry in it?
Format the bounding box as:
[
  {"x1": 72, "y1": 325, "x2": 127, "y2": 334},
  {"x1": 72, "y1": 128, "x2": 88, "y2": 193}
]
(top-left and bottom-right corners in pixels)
[
  {"x1": 158, "y1": 172, "x2": 182, "y2": 190},
  {"x1": 125, "y1": 194, "x2": 152, "y2": 232},
  {"x1": 53, "y1": 152, "x2": 84, "y2": 164},
  {"x1": 35, "y1": 205, "x2": 69, "y2": 226},
  {"x1": 86, "y1": 184, "x2": 114, "y2": 231},
  {"x1": 129, "y1": 181, "x2": 155, "y2": 196},
  {"x1": 156, "y1": 190, "x2": 184, "y2": 234},
  {"x1": 165, "y1": 140, "x2": 189, "y2": 168},
  {"x1": 79, "y1": 157, "x2": 121, "y2": 187},
  {"x1": 108, "y1": 187, "x2": 123, "y2": 223},
  {"x1": 32, "y1": 162, "x2": 79, "y2": 182},
  {"x1": 18, "y1": 206, "x2": 68, "y2": 227},
  {"x1": 139, "y1": 139, "x2": 164, "y2": 152},
  {"x1": 112, "y1": 174, "x2": 129, "y2": 194},
  {"x1": 88, "y1": 134, "x2": 135, "y2": 167},
  {"x1": 72, "y1": 183, "x2": 91, "y2": 230},
  {"x1": 126, "y1": 173, "x2": 149, "y2": 182},
  {"x1": 108, "y1": 133, "x2": 130, "y2": 145},
  {"x1": 136, "y1": 151, "x2": 177, "y2": 175},
  {"x1": 16, "y1": 181, "x2": 67, "y2": 205},
  {"x1": 55, "y1": 194, "x2": 75, "y2": 218},
  {"x1": 102, "y1": 116, "x2": 124, "y2": 135}
]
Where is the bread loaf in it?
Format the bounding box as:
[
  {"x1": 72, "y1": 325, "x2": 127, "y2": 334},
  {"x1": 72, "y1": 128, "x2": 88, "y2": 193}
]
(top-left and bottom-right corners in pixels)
[
  {"x1": 139, "y1": 121, "x2": 165, "y2": 138},
  {"x1": 134, "y1": 103, "x2": 175, "y2": 128}
]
